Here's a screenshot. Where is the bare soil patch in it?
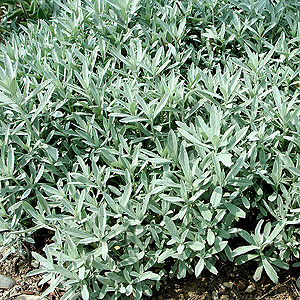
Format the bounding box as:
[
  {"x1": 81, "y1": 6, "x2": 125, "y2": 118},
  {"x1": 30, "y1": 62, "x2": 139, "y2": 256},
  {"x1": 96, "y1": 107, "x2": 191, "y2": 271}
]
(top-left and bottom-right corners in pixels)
[{"x1": 148, "y1": 262, "x2": 300, "y2": 300}]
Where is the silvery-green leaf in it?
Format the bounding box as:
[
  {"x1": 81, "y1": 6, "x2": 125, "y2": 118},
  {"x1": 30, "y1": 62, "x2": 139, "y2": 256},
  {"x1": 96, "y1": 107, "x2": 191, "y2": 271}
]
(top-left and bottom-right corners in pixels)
[
  {"x1": 262, "y1": 256, "x2": 278, "y2": 283},
  {"x1": 189, "y1": 241, "x2": 205, "y2": 251},
  {"x1": 210, "y1": 186, "x2": 222, "y2": 208},
  {"x1": 207, "y1": 229, "x2": 215, "y2": 246},
  {"x1": 164, "y1": 216, "x2": 180, "y2": 242},
  {"x1": 195, "y1": 258, "x2": 205, "y2": 277}
]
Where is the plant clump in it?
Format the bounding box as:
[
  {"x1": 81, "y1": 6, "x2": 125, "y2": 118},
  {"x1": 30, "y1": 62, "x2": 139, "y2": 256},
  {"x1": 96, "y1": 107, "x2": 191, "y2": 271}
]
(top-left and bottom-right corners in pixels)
[{"x1": 0, "y1": 0, "x2": 300, "y2": 299}]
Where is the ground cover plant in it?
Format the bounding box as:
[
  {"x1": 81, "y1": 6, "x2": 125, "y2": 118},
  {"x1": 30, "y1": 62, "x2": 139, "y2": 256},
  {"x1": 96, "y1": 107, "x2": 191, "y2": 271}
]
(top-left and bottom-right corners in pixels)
[{"x1": 0, "y1": 0, "x2": 300, "y2": 299}]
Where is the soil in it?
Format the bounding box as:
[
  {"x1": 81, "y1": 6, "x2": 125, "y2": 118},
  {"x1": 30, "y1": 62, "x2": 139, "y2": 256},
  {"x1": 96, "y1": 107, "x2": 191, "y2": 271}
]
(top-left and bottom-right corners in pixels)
[
  {"x1": 149, "y1": 261, "x2": 300, "y2": 300},
  {"x1": 0, "y1": 248, "x2": 43, "y2": 300},
  {"x1": 0, "y1": 248, "x2": 63, "y2": 300}
]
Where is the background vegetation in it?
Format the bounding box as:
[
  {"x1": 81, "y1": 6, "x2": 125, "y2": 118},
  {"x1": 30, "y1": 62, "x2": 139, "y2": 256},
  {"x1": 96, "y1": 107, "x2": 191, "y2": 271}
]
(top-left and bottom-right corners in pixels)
[
  {"x1": 0, "y1": 0, "x2": 54, "y2": 32},
  {"x1": 1, "y1": 0, "x2": 300, "y2": 299}
]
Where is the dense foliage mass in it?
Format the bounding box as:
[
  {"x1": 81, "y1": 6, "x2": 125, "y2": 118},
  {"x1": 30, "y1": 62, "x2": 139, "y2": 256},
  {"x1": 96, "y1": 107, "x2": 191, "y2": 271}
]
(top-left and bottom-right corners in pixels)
[
  {"x1": 1, "y1": 0, "x2": 300, "y2": 299},
  {"x1": 0, "y1": 0, "x2": 53, "y2": 31}
]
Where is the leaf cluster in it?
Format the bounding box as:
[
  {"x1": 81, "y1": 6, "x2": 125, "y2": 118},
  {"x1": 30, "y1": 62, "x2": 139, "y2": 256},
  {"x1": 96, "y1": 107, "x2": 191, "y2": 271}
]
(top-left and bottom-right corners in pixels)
[
  {"x1": 0, "y1": 0, "x2": 300, "y2": 299},
  {"x1": 0, "y1": 0, "x2": 54, "y2": 33}
]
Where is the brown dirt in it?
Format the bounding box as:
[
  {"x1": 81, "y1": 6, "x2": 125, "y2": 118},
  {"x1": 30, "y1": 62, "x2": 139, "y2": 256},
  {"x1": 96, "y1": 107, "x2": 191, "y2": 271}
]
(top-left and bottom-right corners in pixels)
[
  {"x1": 0, "y1": 249, "x2": 44, "y2": 300},
  {"x1": 0, "y1": 248, "x2": 62, "y2": 300},
  {"x1": 148, "y1": 262, "x2": 300, "y2": 300}
]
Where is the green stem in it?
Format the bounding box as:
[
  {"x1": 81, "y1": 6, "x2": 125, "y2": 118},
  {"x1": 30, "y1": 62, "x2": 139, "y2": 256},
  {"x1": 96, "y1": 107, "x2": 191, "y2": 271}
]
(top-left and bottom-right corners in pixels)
[{"x1": 18, "y1": 0, "x2": 29, "y2": 19}]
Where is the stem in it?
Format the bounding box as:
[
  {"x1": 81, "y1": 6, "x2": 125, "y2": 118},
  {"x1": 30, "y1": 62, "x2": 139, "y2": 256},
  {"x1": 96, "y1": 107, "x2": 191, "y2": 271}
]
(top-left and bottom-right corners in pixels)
[
  {"x1": 160, "y1": 38, "x2": 167, "y2": 53},
  {"x1": 18, "y1": 0, "x2": 29, "y2": 20},
  {"x1": 176, "y1": 2, "x2": 185, "y2": 16}
]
